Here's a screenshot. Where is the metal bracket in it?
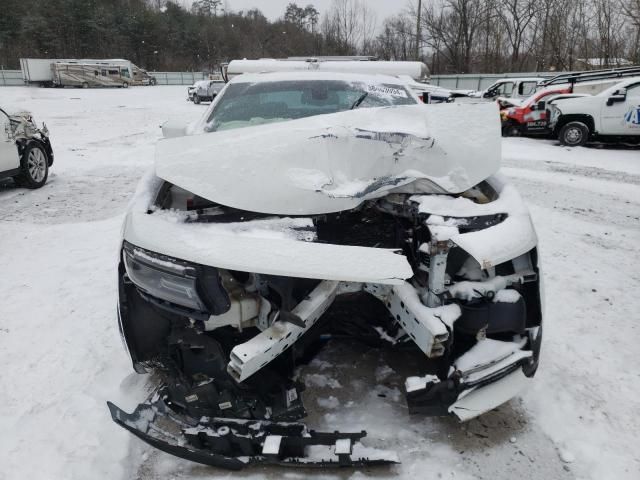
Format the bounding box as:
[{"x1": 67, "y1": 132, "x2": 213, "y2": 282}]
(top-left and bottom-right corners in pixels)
[
  {"x1": 227, "y1": 281, "x2": 339, "y2": 382},
  {"x1": 365, "y1": 282, "x2": 453, "y2": 357},
  {"x1": 425, "y1": 240, "x2": 452, "y2": 307}
]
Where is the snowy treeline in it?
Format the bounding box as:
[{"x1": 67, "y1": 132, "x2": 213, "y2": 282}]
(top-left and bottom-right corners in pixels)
[
  {"x1": 0, "y1": 0, "x2": 638, "y2": 74},
  {"x1": 381, "y1": 0, "x2": 640, "y2": 73}
]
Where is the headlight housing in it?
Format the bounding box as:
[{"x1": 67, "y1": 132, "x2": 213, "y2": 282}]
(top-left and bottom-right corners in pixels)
[{"x1": 122, "y1": 241, "x2": 230, "y2": 314}]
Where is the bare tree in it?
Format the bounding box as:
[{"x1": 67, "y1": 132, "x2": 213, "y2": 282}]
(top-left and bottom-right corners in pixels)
[
  {"x1": 422, "y1": 0, "x2": 488, "y2": 72},
  {"x1": 497, "y1": 0, "x2": 539, "y2": 70},
  {"x1": 376, "y1": 14, "x2": 416, "y2": 60},
  {"x1": 321, "y1": 0, "x2": 375, "y2": 54}
]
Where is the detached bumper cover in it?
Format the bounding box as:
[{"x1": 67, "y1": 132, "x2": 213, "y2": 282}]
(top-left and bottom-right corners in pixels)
[{"x1": 108, "y1": 389, "x2": 398, "y2": 470}]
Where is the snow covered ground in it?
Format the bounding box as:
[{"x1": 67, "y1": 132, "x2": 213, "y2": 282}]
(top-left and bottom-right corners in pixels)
[{"x1": 0, "y1": 86, "x2": 638, "y2": 480}]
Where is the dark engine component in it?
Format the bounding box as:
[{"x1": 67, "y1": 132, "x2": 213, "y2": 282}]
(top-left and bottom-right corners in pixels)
[
  {"x1": 315, "y1": 203, "x2": 404, "y2": 248},
  {"x1": 455, "y1": 295, "x2": 527, "y2": 335}
]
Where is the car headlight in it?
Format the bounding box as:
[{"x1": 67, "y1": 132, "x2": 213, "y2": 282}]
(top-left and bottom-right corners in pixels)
[{"x1": 122, "y1": 241, "x2": 229, "y2": 314}]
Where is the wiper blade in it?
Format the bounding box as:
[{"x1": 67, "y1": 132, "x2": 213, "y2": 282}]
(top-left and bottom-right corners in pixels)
[{"x1": 350, "y1": 92, "x2": 368, "y2": 110}]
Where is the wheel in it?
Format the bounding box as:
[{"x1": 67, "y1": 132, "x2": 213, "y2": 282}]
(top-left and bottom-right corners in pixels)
[
  {"x1": 82, "y1": 82, "x2": 89, "y2": 89},
  {"x1": 501, "y1": 122, "x2": 520, "y2": 137},
  {"x1": 193, "y1": 95, "x2": 201, "y2": 104},
  {"x1": 559, "y1": 121, "x2": 589, "y2": 147},
  {"x1": 16, "y1": 143, "x2": 48, "y2": 189},
  {"x1": 149, "y1": 78, "x2": 157, "y2": 86},
  {"x1": 122, "y1": 81, "x2": 129, "y2": 88}
]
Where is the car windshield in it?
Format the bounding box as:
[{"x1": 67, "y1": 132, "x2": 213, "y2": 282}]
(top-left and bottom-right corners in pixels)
[{"x1": 204, "y1": 79, "x2": 416, "y2": 132}]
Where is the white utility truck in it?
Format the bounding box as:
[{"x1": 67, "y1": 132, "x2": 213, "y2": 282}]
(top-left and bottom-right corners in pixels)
[{"x1": 549, "y1": 77, "x2": 640, "y2": 146}]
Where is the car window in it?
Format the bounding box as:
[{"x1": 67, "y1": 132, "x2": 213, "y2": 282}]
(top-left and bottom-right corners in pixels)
[
  {"x1": 519, "y1": 82, "x2": 537, "y2": 95},
  {"x1": 205, "y1": 80, "x2": 417, "y2": 132},
  {"x1": 495, "y1": 82, "x2": 514, "y2": 95}
]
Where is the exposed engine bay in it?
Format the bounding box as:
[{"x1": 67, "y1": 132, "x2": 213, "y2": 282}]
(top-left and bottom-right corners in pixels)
[
  {"x1": 113, "y1": 175, "x2": 542, "y2": 468},
  {"x1": 109, "y1": 101, "x2": 542, "y2": 469}
]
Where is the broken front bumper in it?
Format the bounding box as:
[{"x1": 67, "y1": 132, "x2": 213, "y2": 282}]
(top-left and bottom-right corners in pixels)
[
  {"x1": 112, "y1": 170, "x2": 543, "y2": 469},
  {"x1": 108, "y1": 389, "x2": 398, "y2": 470}
]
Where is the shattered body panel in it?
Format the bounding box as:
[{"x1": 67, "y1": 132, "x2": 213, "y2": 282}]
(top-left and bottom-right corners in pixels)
[{"x1": 110, "y1": 73, "x2": 543, "y2": 470}]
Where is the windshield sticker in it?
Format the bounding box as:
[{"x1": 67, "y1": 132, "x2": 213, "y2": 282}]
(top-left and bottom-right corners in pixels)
[{"x1": 367, "y1": 85, "x2": 408, "y2": 98}]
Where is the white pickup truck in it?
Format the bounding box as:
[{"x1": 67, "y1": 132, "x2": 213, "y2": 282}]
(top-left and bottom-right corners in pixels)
[
  {"x1": 549, "y1": 77, "x2": 640, "y2": 146},
  {"x1": 188, "y1": 79, "x2": 226, "y2": 104},
  {"x1": 468, "y1": 77, "x2": 543, "y2": 102}
]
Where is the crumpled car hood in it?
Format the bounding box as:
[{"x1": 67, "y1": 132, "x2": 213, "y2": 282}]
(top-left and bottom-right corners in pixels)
[{"x1": 155, "y1": 102, "x2": 501, "y2": 215}]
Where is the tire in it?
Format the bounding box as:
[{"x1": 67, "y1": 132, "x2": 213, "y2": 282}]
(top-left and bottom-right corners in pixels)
[
  {"x1": 122, "y1": 81, "x2": 129, "y2": 88},
  {"x1": 501, "y1": 122, "x2": 520, "y2": 137},
  {"x1": 16, "y1": 143, "x2": 49, "y2": 189},
  {"x1": 559, "y1": 121, "x2": 589, "y2": 147},
  {"x1": 82, "y1": 82, "x2": 89, "y2": 89},
  {"x1": 193, "y1": 95, "x2": 201, "y2": 104},
  {"x1": 150, "y1": 78, "x2": 157, "y2": 86}
]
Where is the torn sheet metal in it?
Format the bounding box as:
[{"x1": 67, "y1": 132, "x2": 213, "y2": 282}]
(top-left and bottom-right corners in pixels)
[
  {"x1": 448, "y1": 369, "x2": 530, "y2": 421},
  {"x1": 412, "y1": 175, "x2": 538, "y2": 269},
  {"x1": 155, "y1": 103, "x2": 501, "y2": 215}
]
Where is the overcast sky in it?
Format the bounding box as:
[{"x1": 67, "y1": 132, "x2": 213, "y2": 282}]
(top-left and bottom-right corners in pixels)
[{"x1": 181, "y1": 0, "x2": 414, "y2": 24}]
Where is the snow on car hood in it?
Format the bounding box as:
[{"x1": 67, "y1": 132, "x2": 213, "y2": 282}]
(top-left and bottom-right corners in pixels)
[{"x1": 155, "y1": 102, "x2": 501, "y2": 215}]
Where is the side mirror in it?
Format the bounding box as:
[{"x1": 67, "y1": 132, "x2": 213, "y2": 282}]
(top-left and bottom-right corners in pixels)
[
  {"x1": 537, "y1": 100, "x2": 546, "y2": 110},
  {"x1": 606, "y1": 89, "x2": 627, "y2": 106},
  {"x1": 483, "y1": 90, "x2": 495, "y2": 99},
  {"x1": 161, "y1": 119, "x2": 190, "y2": 138}
]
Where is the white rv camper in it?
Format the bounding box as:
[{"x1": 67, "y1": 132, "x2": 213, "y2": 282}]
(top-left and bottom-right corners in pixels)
[
  {"x1": 52, "y1": 62, "x2": 132, "y2": 88},
  {"x1": 20, "y1": 58, "x2": 156, "y2": 87}
]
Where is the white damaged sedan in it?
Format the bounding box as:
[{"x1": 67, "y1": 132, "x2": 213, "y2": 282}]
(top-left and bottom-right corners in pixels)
[{"x1": 108, "y1": 72, "x2": 543, "y2": 470}]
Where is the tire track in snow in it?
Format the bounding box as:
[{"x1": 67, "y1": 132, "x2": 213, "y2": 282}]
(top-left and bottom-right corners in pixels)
[
  {"x1": 502, "y1": 157, "x2": 640, "y2": 186},
  {"x1": 505, "y1": 172, "x2": 640, "y2": 230}
]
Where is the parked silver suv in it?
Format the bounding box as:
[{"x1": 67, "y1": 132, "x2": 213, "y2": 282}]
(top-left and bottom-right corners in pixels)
[{"x1": 0, "y1": 107, "x2": 53, "y2": 188}]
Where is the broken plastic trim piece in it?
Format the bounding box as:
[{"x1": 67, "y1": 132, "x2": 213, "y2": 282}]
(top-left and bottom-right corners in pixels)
[{"x1": 107, "y1": 391, "x2": 398, "y2": 470}]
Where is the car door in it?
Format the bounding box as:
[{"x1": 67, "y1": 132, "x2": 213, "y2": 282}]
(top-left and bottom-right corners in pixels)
[
  {"x1": 600, "y1": 82, "x2": 640, "y2": 135},
  {"x1": 0, "y1": 111, "x2": 20, "y2": 173}
]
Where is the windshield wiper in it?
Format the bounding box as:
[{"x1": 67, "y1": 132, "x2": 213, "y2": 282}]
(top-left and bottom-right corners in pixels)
[{"x1": 350, "y1": 92, "x2": 368, "y2": 110}]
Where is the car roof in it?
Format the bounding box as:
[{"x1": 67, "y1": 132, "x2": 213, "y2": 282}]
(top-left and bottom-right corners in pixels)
[{"x1": 228, "y1": 71, "x2": 411, "y2": 86}]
